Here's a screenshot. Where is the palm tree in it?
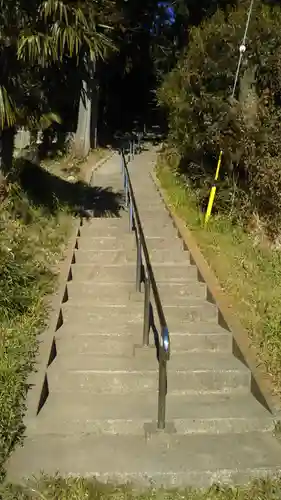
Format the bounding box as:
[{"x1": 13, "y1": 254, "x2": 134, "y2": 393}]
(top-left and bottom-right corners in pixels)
[
  {"x1": 0, "y1": 0, "x2": 115, "y2": 176},
  {"x1": 18, "y1": 0, "x2": 115, "y2": 158}
]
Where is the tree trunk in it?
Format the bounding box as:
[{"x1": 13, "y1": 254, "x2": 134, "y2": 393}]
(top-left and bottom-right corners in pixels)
[
  {"x1": 90, "y1": 78, "x2": 99, "y2": 149},
  {"x1": 73, "y1": 79, "x2": 91, "y2": 158},
  {"x1": 1, "y1": 126, "x2": 16, "y2": 177}
]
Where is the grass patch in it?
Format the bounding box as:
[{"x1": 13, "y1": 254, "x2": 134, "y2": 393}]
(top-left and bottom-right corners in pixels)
[
  {"x1": 2, "y1": 476, "x2": 281, "y2": 500},
  {"x1": 0, "y1": 184, "x2": 72, "y2": 481},
  {"x1": 0, "y1": 143, "x2": 109, "y2": 480},
  {"x1": 156, "y1": 156, "x2": 281, "y2": 399},
  {"x1": 0, "y1": 146, "x2": 112, "y2": 481}
]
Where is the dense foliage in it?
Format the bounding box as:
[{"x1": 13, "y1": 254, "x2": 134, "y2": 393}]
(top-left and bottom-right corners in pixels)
[{"x1": 159, "y1": 1, "x2": 281, "y2": 238}]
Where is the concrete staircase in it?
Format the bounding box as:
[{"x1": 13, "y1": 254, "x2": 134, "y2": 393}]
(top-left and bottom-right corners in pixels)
[{"x1": 7, "y1": 150, "x2": 281, "y2": 487}]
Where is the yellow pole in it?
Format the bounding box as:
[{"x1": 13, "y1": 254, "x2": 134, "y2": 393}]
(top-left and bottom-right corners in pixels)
[
  {"x1": 204, "y1": 150, "x2": 223, "y2": 226},
  {"x1": 214, "y1": 150, "x2": 223, "y2": 181}
]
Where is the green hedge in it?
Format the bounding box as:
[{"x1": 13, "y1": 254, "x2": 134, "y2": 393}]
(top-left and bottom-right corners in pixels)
[{"x1": 158, "y1": 2, "x2": 281, "y2": 238}]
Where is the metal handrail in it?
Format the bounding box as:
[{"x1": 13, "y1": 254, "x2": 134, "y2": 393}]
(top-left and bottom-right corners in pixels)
[{"x1": 120, "y1": 143, "x2": 170, "y2": 430}]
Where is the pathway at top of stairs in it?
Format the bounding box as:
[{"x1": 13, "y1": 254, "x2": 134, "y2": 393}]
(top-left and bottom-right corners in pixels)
[{"x1": 7, "y1": 148, "x2": 281, "y2": 488}]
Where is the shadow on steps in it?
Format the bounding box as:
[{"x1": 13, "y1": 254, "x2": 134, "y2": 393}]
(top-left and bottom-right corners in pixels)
[{"x1": 17, "y1": 159, "x2": 125, "y2": 218}]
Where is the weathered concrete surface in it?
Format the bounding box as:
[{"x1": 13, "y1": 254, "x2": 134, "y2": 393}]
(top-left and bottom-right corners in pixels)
[
  {"x1": 8, "y1": 433, "x2": 281, "y2": 487},
  {"x1": 7, "y1": 148, "x2": 281, "y2": 486}
]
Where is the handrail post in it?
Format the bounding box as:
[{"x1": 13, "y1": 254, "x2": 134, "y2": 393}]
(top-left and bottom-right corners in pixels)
[
  {"x1": 157, "y1": 346, "x2": 167, "y2": 430},
  {"x1": 143, "y1": 275, "x2": 151, "y2": 346},
  {"x1": 136, "y1": 236, "x2": 142, "y2": 292},
  {"x1": 125, "y1": 172, "x2": 128, "y2": 209},
  {"x1": 121, "y1": 152, "x2": 124, "y2": 175},
  {"x1": 129, "y1": 195, "x2": 133, "y2": 231}
]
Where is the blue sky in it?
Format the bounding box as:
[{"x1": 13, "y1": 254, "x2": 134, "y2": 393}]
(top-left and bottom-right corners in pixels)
[{"x1": 158, "y1": 2, "x2": 176, "y2": 24}]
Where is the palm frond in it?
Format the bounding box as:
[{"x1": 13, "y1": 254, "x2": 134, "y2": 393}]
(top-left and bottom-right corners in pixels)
[{"x1": 0, "y1": 86, "x2": 17, "y2": 128}]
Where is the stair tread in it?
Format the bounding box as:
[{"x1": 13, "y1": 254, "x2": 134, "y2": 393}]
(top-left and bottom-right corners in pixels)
[
  {"x1": 61, "y1": 301, "x2": 218, "y2": 324},
  {"x1": 56, "y1": 321, "x2": 229, "y2": 335},
  {"x1": 29, "y1": 392, "x2": 272, "y2": 421},
  {"x1": 7, "y1": 432, "x2": 281, "y2": 485},
  {"x1": 49, "y1": 352, "x2": 249, "y2": 372},
  {"x1": 55, "y1": 330, "x2": 231, "y2": 354},
  {"x1": 70, "y1": 263, "x2": 198, "y2": 282}
]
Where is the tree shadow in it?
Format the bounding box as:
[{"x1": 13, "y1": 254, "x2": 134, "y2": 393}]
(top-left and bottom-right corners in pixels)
[{"x1": 17, "y1": 158, "x2": 124, "y2": 218}]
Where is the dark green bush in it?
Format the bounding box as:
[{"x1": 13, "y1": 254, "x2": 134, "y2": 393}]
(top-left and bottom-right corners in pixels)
[{"x1": 159, "y1": 2, "x2": 281, "y2": 237}]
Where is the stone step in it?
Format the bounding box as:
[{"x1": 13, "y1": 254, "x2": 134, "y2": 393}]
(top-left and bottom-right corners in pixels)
[
  {"x1": 48, "y1": 365, "x2": 158, "y2": 394},
  {"x1": 48, "y1": 353, "x2": 250, "y2": 394},
  {"x1": 75, "y1": 249, "x2": 130, "y2": 265},
  {"x1": 25, "y1": 392, "x2": 273, "y2": 436},
  {"x1": 66, "y1": 281, "x2": 134, "y2": 303},
  {"x1": 137, "y1": 329, "x2": 232, "y2": 352},
  {"x1": 52, "y1": 351, "x2": 248, "y2": 373},
  {"x1": 92, "y1": 179, "x2": 124, "y2": 189},
  {"x1": 77, "y1": 235, "x2": 134, "y2": 251},
  {"x1": 61, "y1": 304, "x2": 142, "y2": 328},
  {"x1": 74, "y1": 248, "x2": 189, "y2": 265},
  {"x1": 79, "y1": 225, "x2": 132, "y2": 238},
  {"x1": 92, "y1": 174, "x2": 124, "y2": 185},
  {"x1": 8, "y1": 432, "x2": 281, "y2": 486},
  {"x1": 77, "y1": 235, "x2": 183, "y2": 252},
  {"x1": 61, "y1": 302, "x2": 218, "y2": 326},
  {"x1": 66, "y1": 281, "x2": 206, "y2": 304},
  {"x1": 138, "y1": 207, "x2": 172, "y2": 217},
  {"x1": 55, "y1": 334, "x2": 135, "y2": 357},
  {"x1": 57, "y1": 320, "x2": 142, "y2": 336},
  {"x1": 80, "y1": 218, "x2": 127, "y2": 230},
  {"x1": 145, "y1": 236, "x2": 183, "y2": 251},
  {"x1": 82, "y1": 211, "x2": 173, "y2": 227},
  {"x1": 55, "y1": 320, "x2": 229, "y2": 337},
  {"x1": 81, "y1": 215, "x2": 125, "y2": 224},
  {"x1": 80, "y1": 224, "x2": 178, "y2": 239},
  {"x1": 135, "y1": 201, "x2": 167, "y2": 210},
  {"x1": 70, "y1": 263, "x2": 198, "y2": 283},
  {"x1": 168, "y1": 332, "x2": 232, "y2": 352},
  {"x1": 55, "y1": 329, "x2": 231, "y2": 353}
]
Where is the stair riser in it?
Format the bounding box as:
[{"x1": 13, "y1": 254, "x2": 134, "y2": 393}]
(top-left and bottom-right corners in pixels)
[
  {"x1": 48, "y1": 371, "x2": 250, "y2": 394},
  {"x1": 55, "y1": 333, "x2": 231, "y2": 355},
  {"x1": 55, "y1": 338, "x2": 134, "y2": 357},
  {"x1": 138, "y1": 209, "x2": 172, "y2": 218},
  {"x1": 145, "y1": 238, "x2": 184, "y2": 251},
  {"x1": 136, "y1": 334, "x2": 232, "y2": 353},
  {"x1": 70, "y1": 265, "x2": 198, "y2": 283},
  {"x1": 77, "y1": 237, "x2": 182, "y2": 252},
  {"x1": 70, "y1": 470, "x2": 280, "y2": 488},
  {"x1": 56, "y1": 323, "x2": 142, "y2": 335},
  {"x1": 172, "y1": 334, "x2": 232, "y2": 352},
  {"x1": 48, "y1": 372, "x2": 158, "y2": 394},
  {"x1": 67, "y1": 285, "x2": 133, "y2": 304},
  {"x1": 79, "y1": 225, "x2": 177, "y2": 238},
  {"x1": 62, "y1": 308, "x2": 144, "y2": 327},
  {"x1": 79, "y1": 227, "x2": 132, "y2": 238},
  {"x1": 175, "y1": 418, "x2": 274, "y2": 435},
  {"x1": 70, "y1": 265, "x2": 137, "y2": 283},
  {"x1": 81, "y1": 218, "x2": 125, "y2": 227},
  {"x1": 74, "y1": 249, "x2": 188, "y2": 265},
  {"x1": 26, "y1": 417, "x2": 273, "y2": 437},
  {"x1": 77, "y1": 237, "x2": 134, "y2": 252},
  {"x1": 66, "y1": 286, "x2": 206, "y2": 304},
  {"x1": 62, "y1": 305, "x2": 218, "y2": 325}
]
